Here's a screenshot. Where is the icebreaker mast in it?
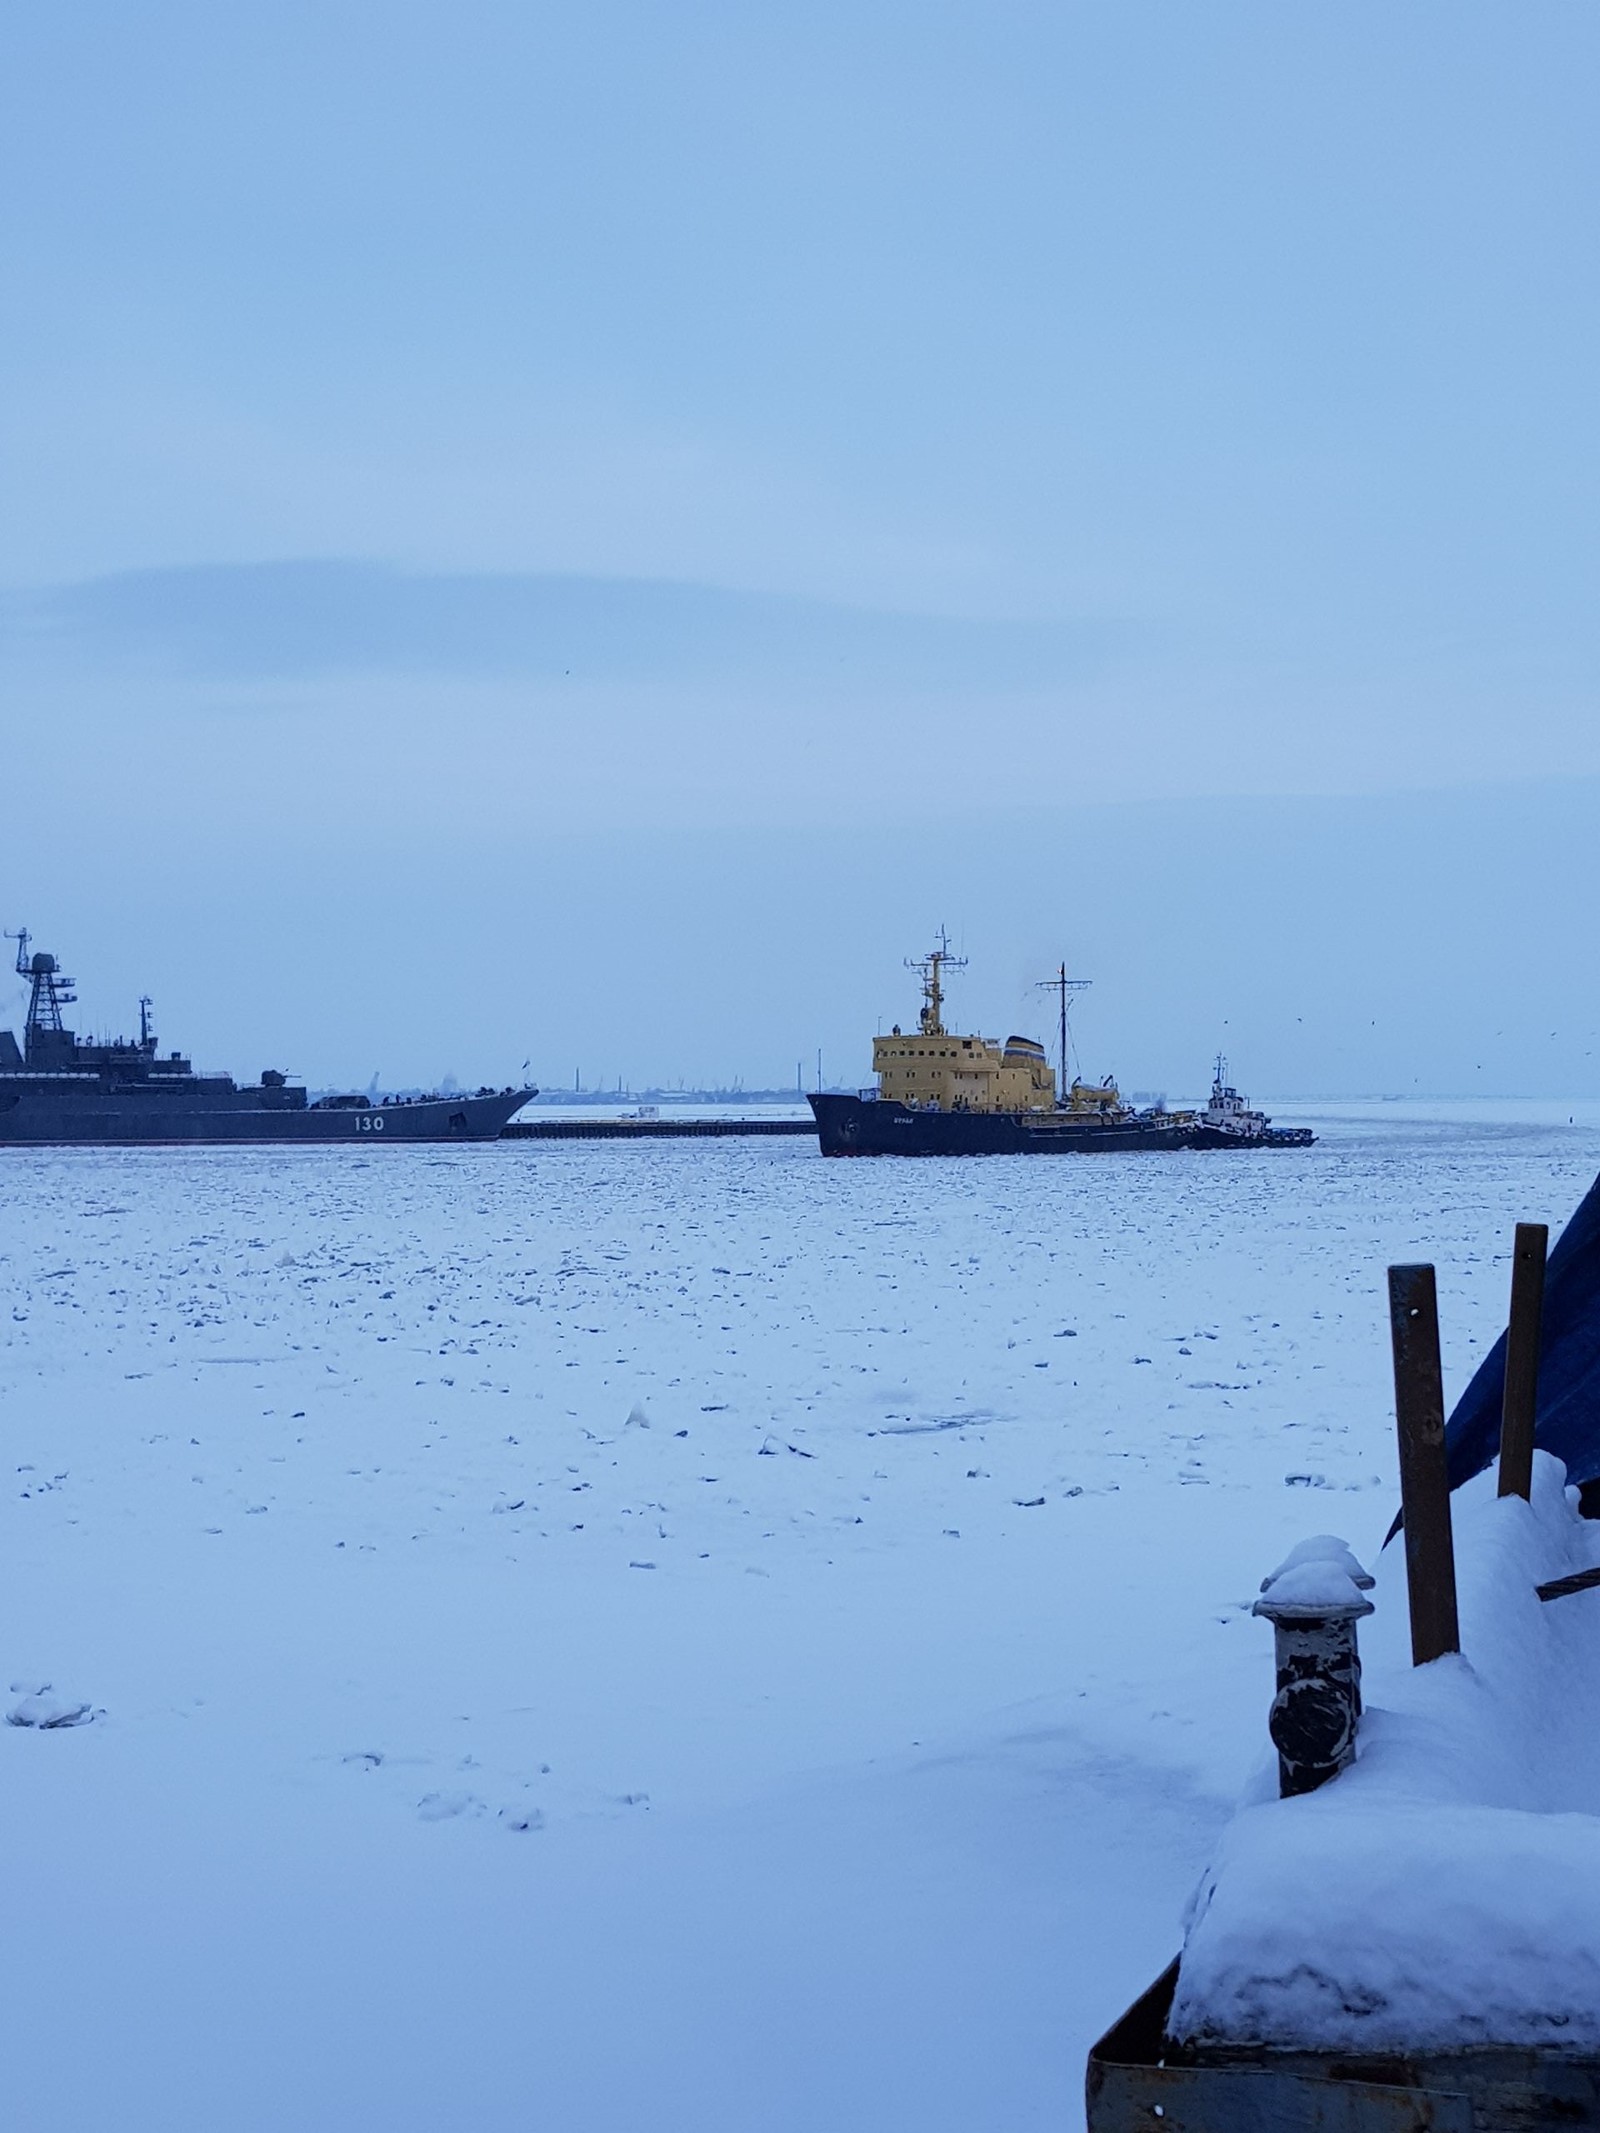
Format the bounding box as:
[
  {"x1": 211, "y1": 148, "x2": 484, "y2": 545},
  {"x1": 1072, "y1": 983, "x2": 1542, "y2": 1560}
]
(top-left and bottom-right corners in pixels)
[
  {"x1": 907, "y1": 928, "x2": 966, "y2": 1039},
  {"x1": 1037, "y1": 960, "x2": 1092, "y2": 1102}
]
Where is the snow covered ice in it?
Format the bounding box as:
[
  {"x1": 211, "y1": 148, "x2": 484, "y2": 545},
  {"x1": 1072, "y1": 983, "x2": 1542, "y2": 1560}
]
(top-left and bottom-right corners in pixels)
[
  {"x1": 3, "y1": 1102, "x2": 1598, "y2": 2130},
  {"x1": 6, "y1": 1684, "x2": 94, "y2": 1729}
]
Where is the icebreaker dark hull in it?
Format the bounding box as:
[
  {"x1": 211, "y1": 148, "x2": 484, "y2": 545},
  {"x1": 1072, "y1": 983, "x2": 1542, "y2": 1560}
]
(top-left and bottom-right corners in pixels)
[
  {"x1": 809, "y1": 1092, "x2": 1313, "y2": 1156},
  {"x1": 0, "y1": 1084, "x2": 532, "y2": 1145}
]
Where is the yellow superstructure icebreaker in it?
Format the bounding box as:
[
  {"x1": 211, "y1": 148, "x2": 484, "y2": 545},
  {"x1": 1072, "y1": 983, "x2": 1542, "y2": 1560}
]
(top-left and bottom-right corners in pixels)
[
  {"x1": 872, "y1": 939, "x2": 1056, "y2": 1113},
  {"x1": 811, "y1": 934, "x2": 1314, "y2": 1156}
]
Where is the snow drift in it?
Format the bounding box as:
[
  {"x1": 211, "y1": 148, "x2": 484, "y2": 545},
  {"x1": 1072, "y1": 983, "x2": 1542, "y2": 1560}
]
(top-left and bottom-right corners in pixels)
[{"x1": 1171, "y1": 1453, "x2": 1600, "y2": 2053}]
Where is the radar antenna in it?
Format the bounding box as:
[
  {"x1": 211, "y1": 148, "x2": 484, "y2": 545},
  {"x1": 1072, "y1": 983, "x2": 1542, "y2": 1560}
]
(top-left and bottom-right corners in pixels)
[
  {"x1": 4, "y1": 928, "x2": 76, "y2": 1040},
  {"x1": 1037, "y1": 960, "x2": 1092, "y2": 1095},
  {"x1": 906, "y1": 928, "x2": 967, "y2": 1038}
]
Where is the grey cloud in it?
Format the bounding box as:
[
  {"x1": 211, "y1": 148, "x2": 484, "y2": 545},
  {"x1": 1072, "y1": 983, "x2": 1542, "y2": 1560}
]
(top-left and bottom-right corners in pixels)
[{"x1": 0, "y1": 562, "x2": 1135, "y2": 694}]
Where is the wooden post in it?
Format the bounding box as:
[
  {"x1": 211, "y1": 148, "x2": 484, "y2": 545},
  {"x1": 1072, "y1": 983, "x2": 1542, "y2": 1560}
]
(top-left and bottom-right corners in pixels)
[
  {"x1": 1497, "y1": 1222, "x2": 1548, "y2": 1501},
  {"x1": 1387, "y1": 1264, "x2": 1461, "y2": 1665}
]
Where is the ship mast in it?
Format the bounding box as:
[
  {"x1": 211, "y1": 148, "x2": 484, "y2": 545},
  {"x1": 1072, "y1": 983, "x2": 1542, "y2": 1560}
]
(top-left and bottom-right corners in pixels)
[
  {"x1": 1037, "y1": 961, "x2": 1091, "y2": 1094},
  {"x1": 5, "y1": 929, "x2": 76, "y2": 1041},
  {"x1": 906, "y1": 928, "x2": 966, "y2": 1038}
]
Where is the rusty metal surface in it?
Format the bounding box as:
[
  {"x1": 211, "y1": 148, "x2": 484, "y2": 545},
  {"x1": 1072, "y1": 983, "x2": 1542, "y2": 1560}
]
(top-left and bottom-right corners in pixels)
[
  {"x1": 1088, "y1": 2056, "x2": 1473, "y2": 2133},
  {"x1": 1088, "y1": 1965, "x2": 1600, "y2": 2133}
]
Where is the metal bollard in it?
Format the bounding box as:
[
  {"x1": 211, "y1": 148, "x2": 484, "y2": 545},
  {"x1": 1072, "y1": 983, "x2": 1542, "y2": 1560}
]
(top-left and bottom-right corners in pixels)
[
  {"x1": 1253, "y1": 1553, "x2": 1375, "y2": 1798},
  {"x1": 1260, "y1": 1536, "x2": 1375, "y2": 1715}
]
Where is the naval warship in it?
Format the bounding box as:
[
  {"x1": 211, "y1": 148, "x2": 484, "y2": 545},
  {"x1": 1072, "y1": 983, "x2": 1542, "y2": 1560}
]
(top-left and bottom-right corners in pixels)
[
  {"x1": 0, "y1": 932, "x2": 534, "y2": 1144},
  {"x1": 809, "y1": 937, "x2": 1314, "y2": 1157}
]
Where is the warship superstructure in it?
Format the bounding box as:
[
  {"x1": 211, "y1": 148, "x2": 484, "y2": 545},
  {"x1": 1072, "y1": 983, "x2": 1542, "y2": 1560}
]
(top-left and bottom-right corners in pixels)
[
  {"x1": 809, "y1": 936, "x2": 1313, "y2": 1156},
  {"x1": 0, "y1": 932, "x2": 534, "y2": 1144}
]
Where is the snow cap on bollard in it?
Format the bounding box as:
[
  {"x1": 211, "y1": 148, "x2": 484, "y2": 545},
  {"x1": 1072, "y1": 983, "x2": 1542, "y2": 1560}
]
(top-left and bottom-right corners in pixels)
[
  {"x1": 1254, "y1": 1558, "x2": 1374, "y2": 1798},
  {"x1": 1255, "y1": 1562, "x2": 1376, "y2": 1620},
  {"x1": 1260, "y1": 1533, "x2": 1375, "y2": 1593}
]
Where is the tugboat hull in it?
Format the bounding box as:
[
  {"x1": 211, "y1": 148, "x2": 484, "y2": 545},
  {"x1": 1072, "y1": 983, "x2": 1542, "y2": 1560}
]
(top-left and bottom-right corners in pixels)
[
  {"x1": 0, "y1": 1086, "x2": 531, "y2": 1146},
  {"x1": 810, "y1": 1093, "x2": 1312, "y2": 1156}
]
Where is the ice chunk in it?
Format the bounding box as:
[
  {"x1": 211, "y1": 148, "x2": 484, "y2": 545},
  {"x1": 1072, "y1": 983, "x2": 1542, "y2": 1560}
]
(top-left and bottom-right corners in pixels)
[{"x1": 7, "y1": 1690, "x2": 93, "y2": 1729}]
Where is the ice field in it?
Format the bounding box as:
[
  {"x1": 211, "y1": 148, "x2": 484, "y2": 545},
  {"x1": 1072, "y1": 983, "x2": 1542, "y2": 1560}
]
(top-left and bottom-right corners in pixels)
[{"x1": 4, "y1": 1103, "x2": 1600, "y2": 2131}]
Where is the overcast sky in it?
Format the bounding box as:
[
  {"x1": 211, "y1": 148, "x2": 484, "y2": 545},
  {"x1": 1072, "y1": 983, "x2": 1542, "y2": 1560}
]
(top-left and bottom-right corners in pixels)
[{"x1": 3, "y1": 4, "x2": 1597, "y2": 1091}]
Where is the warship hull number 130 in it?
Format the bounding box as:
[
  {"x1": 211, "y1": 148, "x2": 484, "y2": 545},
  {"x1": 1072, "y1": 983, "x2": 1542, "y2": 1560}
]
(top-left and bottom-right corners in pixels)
[
  {"x1": 809, "y1": 937, "x2": 1314, "y2": 1157},
  {"x1": 0, "y1": 933, "x2": 534, "y2": 1145}
]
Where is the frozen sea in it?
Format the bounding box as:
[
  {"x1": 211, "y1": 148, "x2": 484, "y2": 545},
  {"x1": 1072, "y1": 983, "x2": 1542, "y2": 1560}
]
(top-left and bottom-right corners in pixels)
[{"x1": 4, "y1": 1100, "x2": 1598, "y2": 2131}]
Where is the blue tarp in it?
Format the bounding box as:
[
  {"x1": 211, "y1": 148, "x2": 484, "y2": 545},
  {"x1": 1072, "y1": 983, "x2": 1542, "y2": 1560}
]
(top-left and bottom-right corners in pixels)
[{"x1": 1444, "y1": 1169, "x2": 1600, "y2": 1493}]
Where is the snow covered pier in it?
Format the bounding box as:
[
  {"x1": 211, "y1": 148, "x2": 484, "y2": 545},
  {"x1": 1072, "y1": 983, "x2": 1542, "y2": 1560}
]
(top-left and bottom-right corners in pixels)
[
  {"x1": 1089, "y1": 1220, "x2": 1600, "y2": 2133},
  {"x1": 503, "y1": 1116, "x2": 814, "y2": 1140}
]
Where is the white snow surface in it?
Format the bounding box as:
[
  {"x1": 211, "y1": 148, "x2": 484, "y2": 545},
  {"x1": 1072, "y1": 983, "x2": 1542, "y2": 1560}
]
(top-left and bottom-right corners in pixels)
[
  {"x1": 1173, "y1": 1450, "x2": 1600, "y2": 2054},
  {"x1": 1255, "y1": 1559, "x2": 1373, "y2": 1616},
  {"x1": 2, "y1": 1107, "x2": 1596, "y2": 2128}
]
